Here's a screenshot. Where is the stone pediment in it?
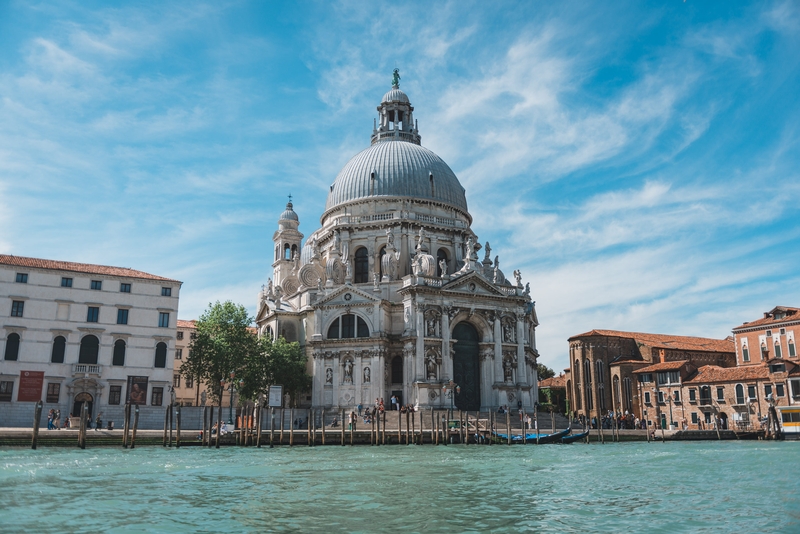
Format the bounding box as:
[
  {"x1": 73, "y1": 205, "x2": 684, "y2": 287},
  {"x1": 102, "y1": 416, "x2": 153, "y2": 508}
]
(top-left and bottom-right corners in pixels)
[
  {"x1": 442, "y1": 272, "x2": 507, "y2": 297},
  {"x1": 315, "y1": 285, "x2": 381, "y2": 308}
]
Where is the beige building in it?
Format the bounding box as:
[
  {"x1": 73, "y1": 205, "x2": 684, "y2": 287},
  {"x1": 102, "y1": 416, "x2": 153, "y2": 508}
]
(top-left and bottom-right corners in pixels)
[{"x1": 0, "y1": 254, "x2": 181, "y2": 429}]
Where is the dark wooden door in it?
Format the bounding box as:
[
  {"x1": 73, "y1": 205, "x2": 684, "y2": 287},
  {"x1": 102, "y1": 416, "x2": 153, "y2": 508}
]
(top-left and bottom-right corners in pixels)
[{"x1": 452, "y1": 322, "x2": 480, "y2": 411}]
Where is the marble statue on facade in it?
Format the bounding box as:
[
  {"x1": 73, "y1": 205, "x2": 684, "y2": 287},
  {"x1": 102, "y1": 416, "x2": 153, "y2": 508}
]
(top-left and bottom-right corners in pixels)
[
  {"x1": 325, "y1": 367, "x2": 332, "y2": 384},
  {"x1": 513, "y1": 269, "x2": 522, "y2": 288},
  {"x1": 343, "y1": 359, "x2": 353, "y2": 383},
  {"x1": 364, "y1": 366, "x2": 371, "y2": 383},
  {"x1": 426, "y1": 352, "x2": 438, "y2": 380}
]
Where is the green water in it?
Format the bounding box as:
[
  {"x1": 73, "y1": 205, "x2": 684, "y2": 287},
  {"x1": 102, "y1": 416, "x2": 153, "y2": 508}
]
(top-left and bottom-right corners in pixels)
[{"x1": 1, "y1": 441, "x2": 798, "y2": 533}]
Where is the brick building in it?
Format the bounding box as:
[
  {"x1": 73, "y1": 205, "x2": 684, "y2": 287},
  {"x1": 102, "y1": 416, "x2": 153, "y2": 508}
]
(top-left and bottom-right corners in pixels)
[
  {"x1": 566, "y1": 330, "x2": 735, "y2": 425},
  {"x1": 567, "y1": 306, "x2": 800, "y2": 432}
]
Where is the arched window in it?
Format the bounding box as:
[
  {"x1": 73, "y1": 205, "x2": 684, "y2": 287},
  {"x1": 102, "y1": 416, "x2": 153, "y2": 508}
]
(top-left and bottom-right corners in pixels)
[
  {"x1": 775, "y1": 339, "x2": 783, "y2": 358},
  {"x1": 327, "y1": 314, "x2": 369, "y2": 339},
  {"x1": 275, "y1": 245, "x2": 280, "y2": 261},
  {"x1": 154, "y1": 342, "x2": 167, "y2": 368},
  {"x1": 265, "y1": 326, "x2": 273, "y2": 340},
  {"x1": 291, "y1": 244, "x2": 298, "y2": 259},
  {"x1": 78, "y1": 335, "x2": 99, "y2": 365},
  {"x1": 51, "y1": 336, "x2": 66, "y2": 363},
  {"x1": 4, "y1": 333, "x2": 20, "y2": 361},
  {"x1": 574, "y1": 359, "x2": 582, "y2": 410},
  {"x1": 284, "y1": 243, "x2": 291, "y2": 260},
  {"x1": 623, "y1": 377, "x2": 633, "y2": 412},
  {"x1": 391, "y1": 355, "x2": 403, "y2": 384},
  {"x1": 354, "y1": 247, "x2": 369, "y2": 283},
  {"x1": 583, "y1": 360, "x2": 593, "y2": 410},
  {"x1": 437, "y1": 248, "x2": 448, "y2": 276},
  {"x1": 112, "y1": 339, "x2": 126, "y2": 366},
  {"x1": 735, "y1": 384, "x2": 745, "y2": 405}
]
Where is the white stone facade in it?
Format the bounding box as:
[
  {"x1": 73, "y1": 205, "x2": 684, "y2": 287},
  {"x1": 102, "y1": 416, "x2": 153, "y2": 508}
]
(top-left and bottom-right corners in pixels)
[
  {"x1": 257, "y1": 78, "x2": 539, "y2": 412},
  {"x1": 0, "y1": 255, "x2": 181, "y2": 428}
]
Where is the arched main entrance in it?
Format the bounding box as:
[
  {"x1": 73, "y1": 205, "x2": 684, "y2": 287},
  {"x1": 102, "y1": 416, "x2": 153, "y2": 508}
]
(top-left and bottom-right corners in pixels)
[
  {"x1": 73, "y1": 392, "x2": 93, "y2": 418},
  {"x1": 452, "y1": 322, "x2": 480, "y2": 411}
]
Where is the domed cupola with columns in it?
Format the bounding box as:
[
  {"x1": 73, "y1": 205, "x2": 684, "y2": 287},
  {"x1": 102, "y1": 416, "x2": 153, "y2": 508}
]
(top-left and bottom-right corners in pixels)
[{"x1": 258, "y1": 71, "x2": 540, "y2": 413}]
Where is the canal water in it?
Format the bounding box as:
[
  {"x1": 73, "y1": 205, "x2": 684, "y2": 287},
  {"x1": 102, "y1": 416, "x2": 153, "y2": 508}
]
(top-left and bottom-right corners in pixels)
[{"x1": 1, "y1": 441, "x2": 798, "y2": 533}]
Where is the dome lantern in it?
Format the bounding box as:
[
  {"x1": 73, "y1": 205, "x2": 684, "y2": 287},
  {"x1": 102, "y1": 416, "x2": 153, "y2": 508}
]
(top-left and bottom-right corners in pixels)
[{"x1": 371, "y1": 69, "x2": 421, "y2": 146}]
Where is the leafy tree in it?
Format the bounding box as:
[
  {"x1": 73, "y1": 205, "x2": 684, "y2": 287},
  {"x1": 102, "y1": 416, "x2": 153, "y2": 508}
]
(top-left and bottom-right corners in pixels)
[
  {"x1": 537, "y1": 363, "x2": 555, "y2": 381},
  {"x1": 182, "y1": 301, "x2": 259, "y2": 404},
  {"x1": 239, "y1": 335, "x2": 311, "y2": 407}
]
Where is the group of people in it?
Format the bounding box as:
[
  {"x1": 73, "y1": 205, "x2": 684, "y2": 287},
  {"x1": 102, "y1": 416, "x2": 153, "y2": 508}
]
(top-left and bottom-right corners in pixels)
[{"x1": 47, "y1": 409, "x2": 93, "y2": 430}]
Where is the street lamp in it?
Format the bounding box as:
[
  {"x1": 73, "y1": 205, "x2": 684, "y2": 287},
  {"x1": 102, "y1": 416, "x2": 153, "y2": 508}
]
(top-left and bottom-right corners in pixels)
[
  {"x1": 228, "y1": 372, "x2": 235, "y2": 425},
  {"x1": 441, "y1": 380, "x2": 460, "y2": 423}
]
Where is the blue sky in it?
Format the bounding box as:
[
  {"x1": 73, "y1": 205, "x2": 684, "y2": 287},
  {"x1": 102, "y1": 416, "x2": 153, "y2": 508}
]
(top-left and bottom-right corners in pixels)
[{"x1": 1, "y1": 1, "x2": 799, "y2": 372}]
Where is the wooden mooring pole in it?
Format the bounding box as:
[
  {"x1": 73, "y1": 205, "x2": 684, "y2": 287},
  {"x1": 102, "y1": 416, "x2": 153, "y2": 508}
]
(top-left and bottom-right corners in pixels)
[
  {"x1": 79, "y1": 403, "x2": 88, "y2": 449},
  {"x1": 208, "y1": 405, "x2": 215, "y2": 448},
  {"x1": 506, "y1": 411, "x2": 512, "y2": 445},
  {"x1": 321, "y1": 408, "x2": 326, "y2": 446},
  {"x1": 215, "y1": 400, "x2": 222, "y2": 449},
  {"x1": 168, "y1": 403, "x2": 174, "y2": 447},
  {"x1": 340, "y1": 408, "x2": 345, "y2": 446},
  {"x1": 257, "y1": 405, "x2": 263, "y2": 448},
  {"x1": 176, "y1": 405, "x2": 182, "y2": 448},
  {"x1": 269, "y1": 407, "x2": 275, "y2": 448},
  {"x1": 279, "y1": 408, "x2": 285, "y2": 445},
  {"x1": 122, "y1": 403, "x2": 130, "y2": 448},
  {"x1": 289, "y1": 408, "x2": 295, "y2": 446},
  {"x1": 31, "y1": 400, "x2": 43, "y2": 450},
  {"x1": 162, "y1": 405, "x2": 169, "y2": 447},
  {"x1": 308, "y1": 409, "x2": 312, "y2": 447},
  {"x1": 202, "y1": 406, "x2": 208, "y2": 447},
  {"x1": 130, "y1": 406, "x2": 139, "y2": 449}
]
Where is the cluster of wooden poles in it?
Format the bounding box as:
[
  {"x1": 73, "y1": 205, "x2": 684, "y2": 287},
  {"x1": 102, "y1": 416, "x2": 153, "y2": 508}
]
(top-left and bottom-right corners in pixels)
[
  {"x1": 31, "y1": 401, "x2": 114, "y2": 450},
  {"x1": 28, "y1": 401, "x2": 545, "y2": 449},
  {"x1": 188, "y1": 405, "x2": 532, "y2": 448}
]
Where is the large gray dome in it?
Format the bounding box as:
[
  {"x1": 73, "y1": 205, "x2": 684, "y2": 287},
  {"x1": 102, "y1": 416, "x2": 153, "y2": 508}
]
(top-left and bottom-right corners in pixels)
[{"x1": 324, "y1": 141, "x2": 468, "y2": 213}]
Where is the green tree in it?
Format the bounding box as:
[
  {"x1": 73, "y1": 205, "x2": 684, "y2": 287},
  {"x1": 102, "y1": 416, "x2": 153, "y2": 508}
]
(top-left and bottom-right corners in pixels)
[
  {"x1": 239, "y1": 335, "x2": 311, "y2": 407},
  {"x1": 181, "y1": 301, "x2": 259, "y2": 404},
  {"x1": 537, "y1": 363, "x2": 555, "y2": 381}
]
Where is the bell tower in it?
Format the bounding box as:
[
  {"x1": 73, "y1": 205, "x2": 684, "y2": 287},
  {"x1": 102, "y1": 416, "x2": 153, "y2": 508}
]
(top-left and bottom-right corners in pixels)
[{"x1": 272, "y1": 197, "x2": 304, "y2": 287}]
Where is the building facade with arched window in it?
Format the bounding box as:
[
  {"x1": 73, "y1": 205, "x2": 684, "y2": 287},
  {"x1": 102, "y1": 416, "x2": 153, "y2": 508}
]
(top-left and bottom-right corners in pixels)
[
  {"x1": 0, "y1": 254, "x2": 181, "y2": 428},
  {"x1": 256, "y1": 75, "x2": 540, "y2": 411}
]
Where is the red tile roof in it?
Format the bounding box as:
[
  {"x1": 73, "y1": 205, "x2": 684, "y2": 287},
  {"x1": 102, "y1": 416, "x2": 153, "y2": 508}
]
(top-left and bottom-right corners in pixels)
[
  {"x1": 633, "y1": 360, "x2": 689, "y2": 374},
  {"x1": 684, "y1": 365, "x2": 769, "y2": 384},
  {"x1": 569, "y1": 329, "x2": 734, "y2": 353},
  {"x1": 732, "y1": 306, "x2": 800, "y2": 330},
  {"x1": 539, "y1": 375, "x2": 567, "y2": 388},
  {"x1": 177, "y1": 319, "x2": 197, "y2": 329},
  {"x1": 0, "y1": 254, "x2": 180, "y2": 283}
]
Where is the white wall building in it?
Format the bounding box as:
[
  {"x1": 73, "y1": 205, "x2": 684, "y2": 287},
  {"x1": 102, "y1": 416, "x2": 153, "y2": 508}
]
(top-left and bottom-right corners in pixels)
[
  {"x1": 0, "y1": 254, "x2": 181, "y2": 428},
  {"x1": 256, "y1": 73, "x2": 540, "y2": 412}
]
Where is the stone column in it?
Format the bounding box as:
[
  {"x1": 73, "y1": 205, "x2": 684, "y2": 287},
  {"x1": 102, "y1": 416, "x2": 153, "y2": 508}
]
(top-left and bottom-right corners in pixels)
[
  {"x1": 516, "y1": 316, "x2": 527, "y2": 388},
  {"x1": 416, "y1": 306, "x2": 425, "y2": 381},
  {"x1": 377, "y1": 350, "x2": 385, "y2": 404},
  {"x1": 332, "y1": 352, "x2": 340, "y2": 409},
  {"x1": 494, "y1": 317, "x2": 503, "y2": 405},
  {"x1": 355, "y1": 351, "x2": 363, "y2": 405}
]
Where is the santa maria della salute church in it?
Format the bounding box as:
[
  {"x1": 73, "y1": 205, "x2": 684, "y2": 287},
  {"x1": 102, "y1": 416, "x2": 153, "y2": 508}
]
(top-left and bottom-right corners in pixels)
[{"x1": 256, "y1": 71, "x2": 540, "y2": 412}]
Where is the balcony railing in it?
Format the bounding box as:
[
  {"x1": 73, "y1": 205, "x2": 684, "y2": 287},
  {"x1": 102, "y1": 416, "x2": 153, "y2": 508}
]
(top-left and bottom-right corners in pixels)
[{"x1": 73, "y1": 364, "x2": 102, "y2": 375}]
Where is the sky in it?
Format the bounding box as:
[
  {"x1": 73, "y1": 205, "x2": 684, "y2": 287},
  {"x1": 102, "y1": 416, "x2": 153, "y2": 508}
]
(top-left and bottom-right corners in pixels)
[{"x1": 1, "y1": 1, "x2": 799, "y2": 372}]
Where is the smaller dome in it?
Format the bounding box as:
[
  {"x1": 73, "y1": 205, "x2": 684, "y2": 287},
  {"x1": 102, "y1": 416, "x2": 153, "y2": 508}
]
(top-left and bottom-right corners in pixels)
[
  {"x1": 382, "y1": 88, "x2": 409, "y2": 104},
  {"x1": 279, "y1": 201, "x2": 299, "y2": 221}
]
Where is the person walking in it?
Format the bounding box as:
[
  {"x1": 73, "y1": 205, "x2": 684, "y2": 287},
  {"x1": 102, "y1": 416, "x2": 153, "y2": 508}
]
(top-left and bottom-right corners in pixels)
[
  {"x1": 357, "y1": 403, "x2": 363, "y2": 417},
  {"x1": 95, "y1": 412, "x2": 103, "y2": 431}
]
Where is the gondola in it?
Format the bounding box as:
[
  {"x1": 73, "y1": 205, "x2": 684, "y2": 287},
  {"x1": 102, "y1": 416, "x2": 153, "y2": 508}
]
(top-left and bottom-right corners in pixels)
[
  {"x1": 493, "y1": 427, "x2": 571, "y2": 444},
  {"x1": 561, "y1": 429, "x2": 589, "y2": 444}
]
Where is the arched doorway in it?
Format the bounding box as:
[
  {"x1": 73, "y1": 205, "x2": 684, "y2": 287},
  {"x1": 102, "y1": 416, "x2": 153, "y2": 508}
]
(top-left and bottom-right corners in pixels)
[
  {"x1": 452, "y1": 322, "x2": 480, "y2": 411},
  {"x1": 73, "y1": 392, "x2": 93, "y2": 418},
  {"x1": 719, "y1": 412, "x2": 728, "y2": 430}
]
